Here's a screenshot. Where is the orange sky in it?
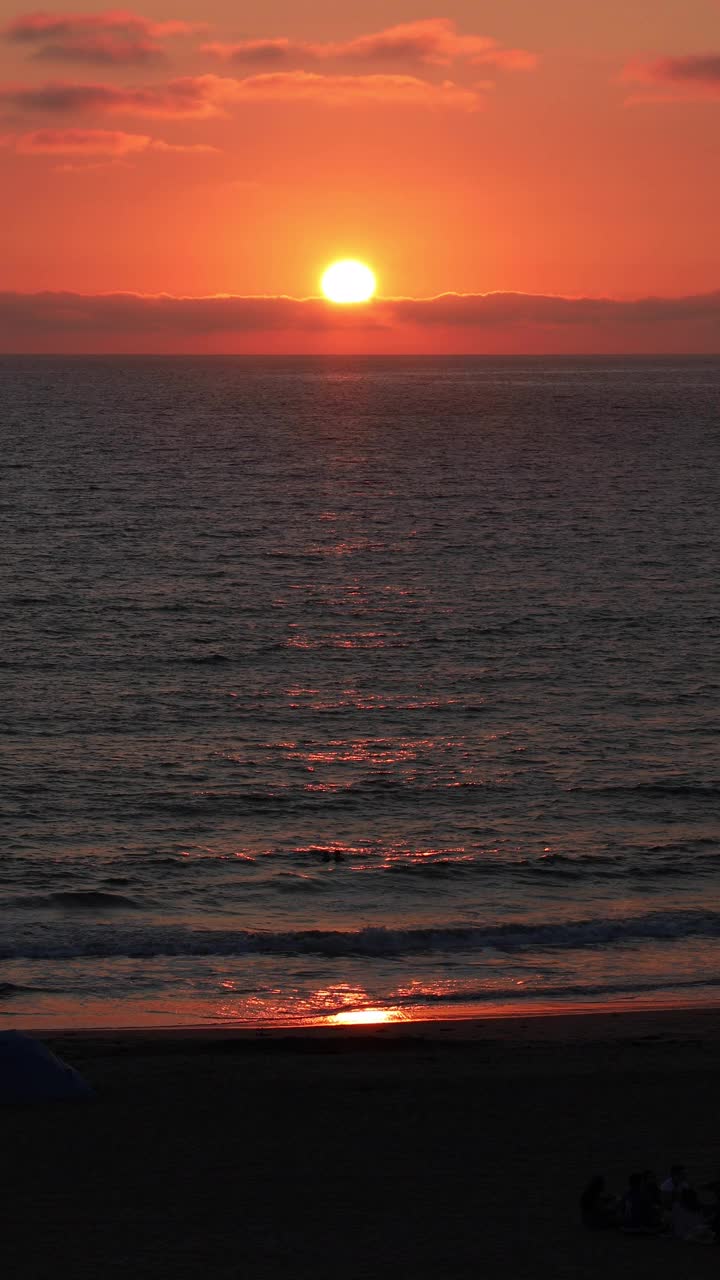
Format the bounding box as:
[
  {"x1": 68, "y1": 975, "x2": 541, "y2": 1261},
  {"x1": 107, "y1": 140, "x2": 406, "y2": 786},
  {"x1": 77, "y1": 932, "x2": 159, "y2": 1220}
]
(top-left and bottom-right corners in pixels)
[{"x1": 1, "y1": 0, "x2": 719, "y2": 351}]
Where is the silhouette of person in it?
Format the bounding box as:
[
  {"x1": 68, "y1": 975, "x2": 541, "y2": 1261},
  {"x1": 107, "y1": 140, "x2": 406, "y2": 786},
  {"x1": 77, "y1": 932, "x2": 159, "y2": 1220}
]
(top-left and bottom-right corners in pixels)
[
  {"x1": 672, "y1": 1189, "x2": 715, "y2": 1243},
  {"x1": 622, "y1": 1172, "x2": 661, "y2": 1233},
  {"x1": 660, "y1": 1164, "x2": 689, "y2": 1207},
  {"x1": 580, "y1": 1175, "x2": 618, "y2": 1228}
]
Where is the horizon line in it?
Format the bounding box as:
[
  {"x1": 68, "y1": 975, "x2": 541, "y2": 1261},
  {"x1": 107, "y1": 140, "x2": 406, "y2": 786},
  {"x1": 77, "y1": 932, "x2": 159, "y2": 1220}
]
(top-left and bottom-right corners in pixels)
[{"x1": 2, "y1": 351, "x2": 719, "y2": 358}]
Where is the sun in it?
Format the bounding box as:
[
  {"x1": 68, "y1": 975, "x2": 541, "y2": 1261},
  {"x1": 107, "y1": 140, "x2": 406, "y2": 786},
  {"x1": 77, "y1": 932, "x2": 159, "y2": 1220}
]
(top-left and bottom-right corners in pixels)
[{"x1": 321, "y1": 259, "x2": 376, "y2": 305}]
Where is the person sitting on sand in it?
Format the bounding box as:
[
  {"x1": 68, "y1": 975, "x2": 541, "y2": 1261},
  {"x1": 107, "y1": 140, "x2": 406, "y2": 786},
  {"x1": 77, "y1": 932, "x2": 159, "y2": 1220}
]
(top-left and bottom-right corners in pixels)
[
  {"x1": 580, "y1": 1175, "x2": 619, "y2": 1228},
  {"x1": 660, "y1": 1164, "x2": 689, "y2": 1206},
  {"x1": 671, "y1": 1189, "x2": 716, "y2": 1244},
  {"x1": 641, "y1": 1169, "x2": 662, "y2": 1213},
  {"x1": 622, "y1": 1172, "x2": 662, "y2": 1234},
  {"x1": 701, "y1": 1176, "x2": 720, "y2": 1236}
]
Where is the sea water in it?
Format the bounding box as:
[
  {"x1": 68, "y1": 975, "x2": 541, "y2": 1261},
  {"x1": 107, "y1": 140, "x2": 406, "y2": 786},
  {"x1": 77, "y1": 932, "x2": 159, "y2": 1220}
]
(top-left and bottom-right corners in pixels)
[{"x1": 1, "y1": 355, "x2": 719, "y2": 1027}]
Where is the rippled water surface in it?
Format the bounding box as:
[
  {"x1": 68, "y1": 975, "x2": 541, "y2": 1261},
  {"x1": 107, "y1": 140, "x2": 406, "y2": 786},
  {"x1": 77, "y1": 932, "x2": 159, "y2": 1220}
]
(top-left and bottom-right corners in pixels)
[{"x1": 2, "y1": 356, "x2": 719, "y2": 1026}]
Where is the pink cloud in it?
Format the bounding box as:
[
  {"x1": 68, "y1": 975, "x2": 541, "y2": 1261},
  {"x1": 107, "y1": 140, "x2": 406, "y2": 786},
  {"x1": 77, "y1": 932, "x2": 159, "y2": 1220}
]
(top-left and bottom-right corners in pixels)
[
  {"x1": 222, "y1": 71, "x2": 483, "y2": 110},
  {"x1": 0, "y1": 75, "x2": 232, "y2": 117},
  {"x1": 3, "y1": 9, "x2": 204, "y2": 65},
  {"x1": 55, "y1": 158, "x2": 130, "y2": 171},
  {"x1": 624, "y1": 54, "x2": 720, "y2": 100},
  {"x1": 22, "y1": 35, "x2": 165, "y2": 64},
  {"x1": 7, "y1": 126, "x2": 218, "y2": 155},
  {"x1": 323, "y1": 20, "x2": 536, "y2": 69},
  {"x1": 15, "y1": 126, "x2": 151, "y2": 153},
  {"x1": 203, "y1": 38, "x2": 293, "y2": 66},
  {"x1": 148, "y1": 138, "x2": 217, "y2": 152},
  {"x1": 203, "y1": 19, "x2": 536, "y2": 72},
  {"x1": 3, "y1": 11, "x2": 199, "y2": 39},
  {"x1": 0, "y1": 71, "x2": 484, "y2": 115}
]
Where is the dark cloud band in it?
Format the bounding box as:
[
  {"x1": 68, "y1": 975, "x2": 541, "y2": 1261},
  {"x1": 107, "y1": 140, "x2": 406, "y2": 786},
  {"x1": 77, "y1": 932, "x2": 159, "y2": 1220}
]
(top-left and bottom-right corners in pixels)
[
  {"x1": 0, "y1": 288, "x2": 712, "y2": 332},
  {"x1": 1, "y1": 290, "x2": 719, "y2": 351}
]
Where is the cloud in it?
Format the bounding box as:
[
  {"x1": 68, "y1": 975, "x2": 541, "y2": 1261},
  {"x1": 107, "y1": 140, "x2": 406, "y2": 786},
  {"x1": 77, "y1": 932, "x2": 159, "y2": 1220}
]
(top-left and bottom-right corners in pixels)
[
  {"x1": 387, "y1": 291, "x2": 720, "y2": 326},
  {"x1": 1, "y1": 289, "x2": 719, "y2": 353},
  {"x1": 203, "y1": 39, "x2": 294, "y2": 66},
  {"x1": 54, "y1": 158, "x2": 130, "y2": 171},
  {"x1": 624, "y1": 54, "x2": 720, "y2": 101},
  {"x1": 0, "y1": 292, "x2": 366, "y2": 337},
  {"x1": 3, "y1": 11, "x2": 200, "y2": 41},
  {"x1": 148, "y1": 138, "x2": 218, "y2": 152},
  {"x1": 6, "y1": 126, "x2": 218, "y2": 156},
  {"x1": 203, "y1": 19, "x2": 536, "y2": 71},
  {"x1": 327, "y1": 19, "x2": 536, "y2": 68},
  {"x1": 2, "y1": 9, "x2": 204, "y2": 65},
  {"x1": 15, "y1": 126, "x2": 151, "y2": 153},
  {"x1": 222, "y1": 71, "x2": 482, "y2": 109},
  {"x1": 0, "y1": 70, "x2": 484, "y2": 115},
  {"x1": 0, "y1": 75, "x2": 231, "y2": 117}
]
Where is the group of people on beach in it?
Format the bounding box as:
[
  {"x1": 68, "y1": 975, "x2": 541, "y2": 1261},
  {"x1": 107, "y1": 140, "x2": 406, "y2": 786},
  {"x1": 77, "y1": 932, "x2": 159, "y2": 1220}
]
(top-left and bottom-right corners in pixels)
[{"x1": 581, "y1": 1164, "x2": 719, "y2": 1244}]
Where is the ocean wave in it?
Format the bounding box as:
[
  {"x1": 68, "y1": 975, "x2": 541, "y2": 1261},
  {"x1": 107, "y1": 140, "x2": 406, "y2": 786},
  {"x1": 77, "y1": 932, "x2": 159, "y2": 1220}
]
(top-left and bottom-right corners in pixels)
[
  {"x1": 4, "y1": 847, "x2": 719, "y2": 899},
  {"x1": 3, "y1": 908, "x2": 720, "y2": 961},
  {"x1": 169, "y1": 652, "x2": 232, "y2": 665},
  {"x1": 0, "y1": 982, "x2": 28, "y2": 999},
  {"x1": 571, "y1": 782, "x2": 720, "y2": 798},
  {"x1": 395, "y1": 975, "x2": 720, "y2": 1008},
  {"x1": 381, "y1": 848, "x2": 720, "y2": 880},
  {"x1": 8, "y1": 890, "x2": 142, "y2": 911}
]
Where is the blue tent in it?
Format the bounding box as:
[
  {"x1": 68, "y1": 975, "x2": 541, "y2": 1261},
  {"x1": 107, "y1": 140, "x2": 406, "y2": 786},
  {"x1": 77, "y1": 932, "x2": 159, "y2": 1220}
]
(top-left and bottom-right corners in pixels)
[{"x1": 0, "y1": 1031, "x2": 93, "y2": 1104}]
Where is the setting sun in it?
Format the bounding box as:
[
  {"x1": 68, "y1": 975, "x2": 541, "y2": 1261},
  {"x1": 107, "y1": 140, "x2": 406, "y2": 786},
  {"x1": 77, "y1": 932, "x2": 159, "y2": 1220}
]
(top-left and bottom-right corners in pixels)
[{"x1": 321, "y1": 260, "x2": 376, "y2": 305}]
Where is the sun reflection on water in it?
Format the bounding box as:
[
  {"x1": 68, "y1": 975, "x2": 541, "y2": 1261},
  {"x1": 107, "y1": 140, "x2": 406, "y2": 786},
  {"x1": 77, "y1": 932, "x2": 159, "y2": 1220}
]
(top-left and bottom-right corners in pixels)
[
  {"x1": 329, "y1": 1007, "x2": 404, "y2": 1026},
  {"x1": 206, "y1": 980, "x2": 411, "y2": 1028}
]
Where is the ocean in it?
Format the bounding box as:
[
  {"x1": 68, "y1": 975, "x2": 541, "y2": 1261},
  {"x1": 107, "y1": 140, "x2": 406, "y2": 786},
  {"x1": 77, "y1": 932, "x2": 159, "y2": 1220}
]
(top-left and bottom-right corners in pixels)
[{"x1": 1, "y1": 355, "x2": 719, "y2": 1029}]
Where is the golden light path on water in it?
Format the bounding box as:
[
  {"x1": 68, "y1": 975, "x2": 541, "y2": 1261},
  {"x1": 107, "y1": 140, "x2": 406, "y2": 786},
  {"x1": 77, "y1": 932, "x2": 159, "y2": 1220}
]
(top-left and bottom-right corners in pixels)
[
  {"x1": 209, "y1": 982, "x2": 411, "y2": 1027},
  {"x1": 329, "y1": 1008, "x2": 405, "y2": 1026}
]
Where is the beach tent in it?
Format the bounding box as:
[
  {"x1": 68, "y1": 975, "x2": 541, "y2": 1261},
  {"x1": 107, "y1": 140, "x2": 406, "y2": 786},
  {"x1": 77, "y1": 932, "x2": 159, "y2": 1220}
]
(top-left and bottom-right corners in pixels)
[{"x1": 0, "y1": 1031, "x2": 93, "y2": 1104}]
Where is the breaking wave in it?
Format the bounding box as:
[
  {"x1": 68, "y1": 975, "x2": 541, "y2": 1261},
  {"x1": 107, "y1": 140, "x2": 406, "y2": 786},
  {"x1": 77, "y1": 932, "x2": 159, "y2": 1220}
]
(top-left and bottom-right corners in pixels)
[
  {"x1": 3, "y1": 908, "x2": 720, "y2": 962},
  {"x1": 8, "y1": 891, "x2": 142, "y2": 911}
]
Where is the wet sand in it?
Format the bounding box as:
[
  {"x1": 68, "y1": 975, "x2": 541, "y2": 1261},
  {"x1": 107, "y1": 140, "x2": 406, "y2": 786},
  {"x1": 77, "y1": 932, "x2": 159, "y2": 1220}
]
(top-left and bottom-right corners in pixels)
[{"x1": 6, "y1": 1006, "x2": 720, "y2": 1279}]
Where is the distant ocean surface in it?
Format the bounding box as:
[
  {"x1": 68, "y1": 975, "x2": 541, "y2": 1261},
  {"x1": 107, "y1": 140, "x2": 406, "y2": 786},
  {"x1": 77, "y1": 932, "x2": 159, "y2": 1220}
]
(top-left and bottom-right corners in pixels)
[{"x1": 2, "y1": 355, "x2": 719, "y2": 1029}]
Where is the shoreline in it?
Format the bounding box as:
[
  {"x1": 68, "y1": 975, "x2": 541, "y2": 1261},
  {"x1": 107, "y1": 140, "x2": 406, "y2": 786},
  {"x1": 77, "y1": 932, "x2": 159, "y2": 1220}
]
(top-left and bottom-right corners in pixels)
[{"x1": 28, "y1": 997, "x2": 720, "y2": 1050}]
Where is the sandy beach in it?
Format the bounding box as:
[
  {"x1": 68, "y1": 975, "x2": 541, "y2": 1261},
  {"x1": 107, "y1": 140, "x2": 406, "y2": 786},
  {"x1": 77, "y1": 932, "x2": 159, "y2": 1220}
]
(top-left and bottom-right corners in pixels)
[{"x1": 5, "y1": 1006, "x2": 720, "y2": 1279}]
